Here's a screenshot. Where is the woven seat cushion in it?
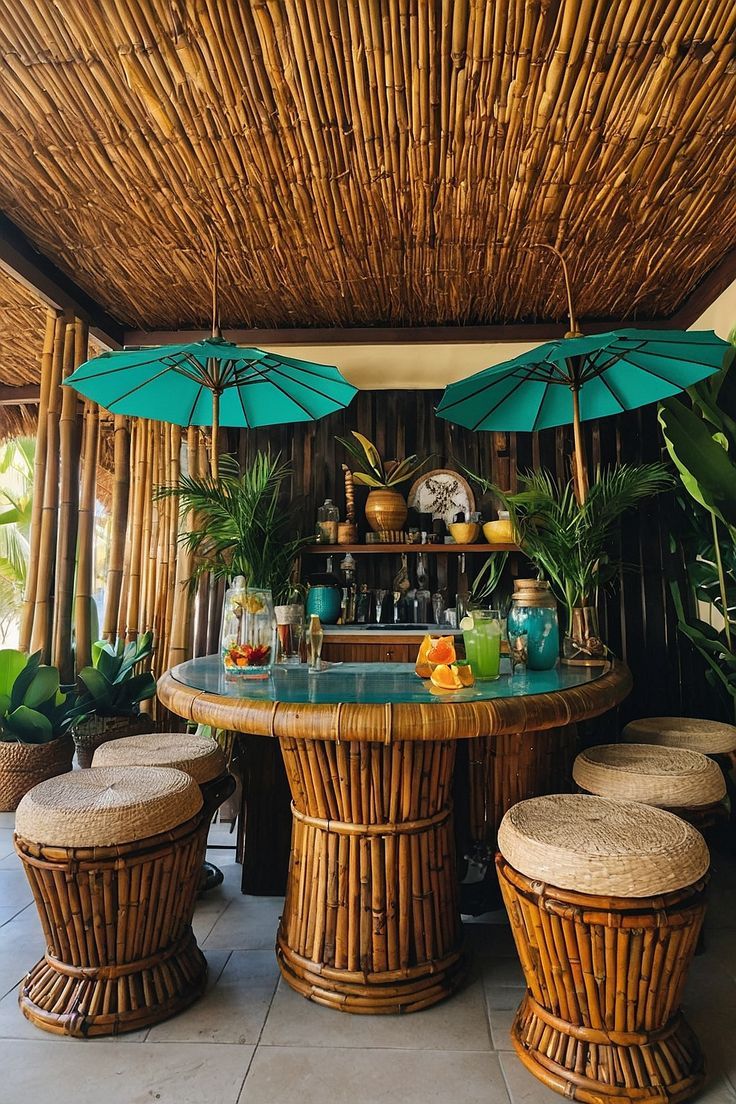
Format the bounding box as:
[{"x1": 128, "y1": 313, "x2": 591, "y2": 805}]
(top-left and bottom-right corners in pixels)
[
  {"x1": 573, "y1": 743, "x2": 726, "y2": 808},
  {"x1": 93, "y1": 732, "x2": 227, "y2": 785},
  {"x1": 15, "y1": 766, "x2": 202, "y2": 848},
  {"x1": 497, "y1": 794, "x2": 709, "y2": 897},
  {"x1": 623, "y1": 717, "x2": 736, "y2": 756}
]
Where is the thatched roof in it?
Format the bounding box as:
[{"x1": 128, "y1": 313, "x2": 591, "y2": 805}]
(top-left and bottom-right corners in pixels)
[
  {"x1": 0, "y1": 269, "x2": 44, "y2": 437},
  {"x1": 0, "y1": 1, "x2": 733, "y2": 333}
]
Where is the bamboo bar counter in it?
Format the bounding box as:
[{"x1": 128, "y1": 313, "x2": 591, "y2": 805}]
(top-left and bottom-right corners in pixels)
[{"x1": 158, "y1": 659, "x2": 631, "y2": 1013}]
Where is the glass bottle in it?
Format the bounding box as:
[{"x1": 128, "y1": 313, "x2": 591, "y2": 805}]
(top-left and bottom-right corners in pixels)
[
  {"x1": 317, "y1": 499, "x2": 339, "y2": 544},
  {"x1": 307, "y1": 613, "x2": 324, "y2": 672}
]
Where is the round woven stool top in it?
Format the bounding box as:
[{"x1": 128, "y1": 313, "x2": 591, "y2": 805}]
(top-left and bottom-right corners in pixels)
[
  {"x1": 622, "y1": 717, "x2": 736, "y2": 756},
  {"x1": 497, "y1": 794, "x2": 709, "y2": 897},
  {"x1": 15, "y1": 766, "x2": 203, "y2": 848},
  {"x1": 92, "y1": 732, "x2": 227, "y2": 785},
  {"x1": 573, "y1": 743, "x2": 726, "y2": 808}
]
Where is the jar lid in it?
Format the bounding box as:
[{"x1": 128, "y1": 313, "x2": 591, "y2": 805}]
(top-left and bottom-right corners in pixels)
[{"x1": 513, "y1": 579, "x2": 550, "y2": 591}]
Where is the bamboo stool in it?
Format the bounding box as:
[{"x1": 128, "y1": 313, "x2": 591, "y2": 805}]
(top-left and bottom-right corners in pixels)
[
  {"x1": 496, "y1": 794, "x2": 710, "y2": 1104},
  {"x1": 93, "y1": 732, "x2": 235, "y2": 891},
  {"x1": 573, "y1": 743, "x2": 727, "y2": 830},
  {"x1": 15, "y1": 766, "x2": 207, "y2": 1037},
  {"x1": 277, "y1": 737, "x2": 464, "y2": 1013}
]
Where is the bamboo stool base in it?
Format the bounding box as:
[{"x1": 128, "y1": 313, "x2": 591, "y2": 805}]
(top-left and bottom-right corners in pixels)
[
  {"x1": 19, "y1": 928, "x2": 207, "y2": 1038},
  {"x1": 276, "y1": 934, "x2": 465, "y2": 1013},
  {"x1": 511, "y1": 996, "x2": 704, "y2": 1104}
]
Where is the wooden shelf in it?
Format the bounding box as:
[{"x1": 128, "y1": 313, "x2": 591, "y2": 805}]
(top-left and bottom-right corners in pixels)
[{"x1": 303, "y1": 543, "x2": 519, "y2": 554}]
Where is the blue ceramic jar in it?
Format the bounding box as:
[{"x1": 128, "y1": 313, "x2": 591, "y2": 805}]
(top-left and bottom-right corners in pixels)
[
  {"x1": 305, "y1": 584, "x2": 342, "y2": 625},
  {"x1": 506, "y1": 580, "x2": 559, "y2": 670}
]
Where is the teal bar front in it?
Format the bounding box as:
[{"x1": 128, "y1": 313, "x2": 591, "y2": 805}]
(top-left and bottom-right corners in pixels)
[{"x1": 171, "y1": 656, "x2": 606, "y2": 706}]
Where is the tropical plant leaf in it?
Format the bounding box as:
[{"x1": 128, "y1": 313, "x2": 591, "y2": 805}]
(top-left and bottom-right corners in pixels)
[
  {"x1": 659, "y1": 398, "x2": 736, "y2": 531},
  {"x1": 0, "y1": 649, "x2": 29, "y2": 699},
  {"x1": 6, "y1": 705, "x2": 53, "y2": 744},
  {"x1": 21, "y1": 665, "x2": 60, "y2": 710},
  {"x1": 352, "y1": 471, "x2": 388, "y2": 488},
  {"x1": 350, "y1": 432, "x2": 383, "y2": 477}
]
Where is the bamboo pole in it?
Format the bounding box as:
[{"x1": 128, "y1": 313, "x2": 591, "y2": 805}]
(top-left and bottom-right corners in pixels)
[
  {"x1": 31, "y1": 311, "x2": 68, "y2": 661},
  {"x1": 20, "y1": 309, "x2": 58, "y2": 652},
  {"x1": 102, "y1": 416, "x2": 130, "y2": 641},
  {"x1": 53, "y1": 315, "x2": 85, "y2": 680},
  {"x1": 167, "y1": 427, "x2": 198, "y2": 667},
  {"x1": 75, "y1": 397, "x2": 99, "y2": 670}
]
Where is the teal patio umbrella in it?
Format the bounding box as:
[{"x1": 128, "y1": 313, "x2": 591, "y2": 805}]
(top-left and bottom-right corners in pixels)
[
  {"x1": 436, "y1": 251, "x2": 729, "y2": 501},
  {"x1": 66, "y1": 337, "x2": 357, "y2": 476}
]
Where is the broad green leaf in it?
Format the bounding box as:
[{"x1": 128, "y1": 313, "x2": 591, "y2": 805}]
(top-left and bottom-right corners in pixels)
[
  {"x1": 658, "y1": 400, "x2": 736, "y2": 529},
  {"x1": 0, "y1": 650, "x2": 29, "y2": 699},
  {"x1": 6, "y1": 705, "x2": 53, "y2": 744},
  {"x1": 22, "y1": 666, "x2": 60, "y2": 709},
  {"x1": 9, "y1": 650, "x2": 41, "y2": 710},
  {"x1": 351, "y1": 432, "x2": 383, "y2": 478},
  {"x1": 78, "y1": 667, "x2": 114, "y2": 711}
]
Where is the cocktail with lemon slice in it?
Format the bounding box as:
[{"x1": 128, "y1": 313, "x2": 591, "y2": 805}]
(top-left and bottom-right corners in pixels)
[{"x1": 460, "y1": 610, "x2": 502, "y2": 680}]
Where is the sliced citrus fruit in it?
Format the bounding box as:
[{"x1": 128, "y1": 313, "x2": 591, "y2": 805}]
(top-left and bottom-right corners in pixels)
[
  {"x1": 454, "y1": 661, "x2": 475, "y2": 687},
  {"x1": 459, "y1": 615, "x2": 475, "y2": 632},
  {"x1": 426, "y1": 636, "x2": 456, "y2": 665},
  {"x1": 414, "y1": 633, "x2": 434, "y2": 679},
  {"x1": 430, "y1": 663, "x2": 463, "y2": 690}
]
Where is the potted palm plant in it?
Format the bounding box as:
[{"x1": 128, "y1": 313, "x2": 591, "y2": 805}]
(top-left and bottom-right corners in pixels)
[
  {"x1": 0, "y1": 649, "x2": 83, "y2": 810},
  {"x1": 159, "y1": 451, "x2": 310, "y2": 671},
  {"x1": 73, "y1": 633, "x2": 156, "y2": 767},
  {"x1": 469, "y1": 465, "x2": 672, "y2": 660},
  {"x1": 337, "y1": 432, "x2": 429, "y2": 533}
]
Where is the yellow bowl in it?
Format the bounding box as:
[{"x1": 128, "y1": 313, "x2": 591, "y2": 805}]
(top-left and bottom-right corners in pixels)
[
  {"x1": 448, "y1": 522, "x2": 480, "y2": 544},
  {"x1": 483, "y1": 519, "x2": 514, "y2": 544}
]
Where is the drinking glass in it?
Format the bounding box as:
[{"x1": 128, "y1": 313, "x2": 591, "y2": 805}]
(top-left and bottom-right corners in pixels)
[
  {"x1": 375, "y1": 589, "x2": 387, "y2": 624},
  {"x1": 278, "y1": 615, "x2": 304, "y2": 664},
  {"x1": 464, "y1": 609, "x2": 502, "y2": 680}
]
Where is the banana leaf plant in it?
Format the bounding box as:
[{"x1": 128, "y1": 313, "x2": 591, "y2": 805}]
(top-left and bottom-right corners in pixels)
[
  {"x1": 336, "y1": 431, "x2": 430, "y2": 488},
  {"x1": 0, "y1": 649, "x2": 84, "y2": 744},
  {"x1": 77, "y1": 633, "x2": 156, "y2": 719},
  {"x1": 659, "y1": 337, "x2": 736, "y2": 712}
]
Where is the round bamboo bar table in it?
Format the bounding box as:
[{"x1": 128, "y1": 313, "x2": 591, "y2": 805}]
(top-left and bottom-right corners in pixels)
[{"x1": 158, "y1": 658, "x2": 631, "y2": 1014}]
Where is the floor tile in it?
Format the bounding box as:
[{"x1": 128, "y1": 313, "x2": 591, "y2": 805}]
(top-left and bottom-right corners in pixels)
[
  {"x1": 0, "y1": 867, "x2": 33, "y2": 909},
  {"x1": 499, "y1": 1052, "x2": 566, "y2": 1104},
  {"x1": 261, "y1": 972, "x2": 491, "y2": 1052},
  {"x1": 489, "y1": 1008, "x2": 515, "y2": 1050},
  {"x1": 203, "y1": 896, "x2": 283, "y2": 951},
  {"x1": 239, "y1": 1046, "x2": 509, "y2": 1104},
  {"x1": 0, "y1": 1039, "x2": 254, "y2": 1104},
  {"x1": 0, "y1": 904, "x2": 43, "y2": 999},
  {"x1": 148, "y1": 949, "x2": 278, "y2": 1045}
]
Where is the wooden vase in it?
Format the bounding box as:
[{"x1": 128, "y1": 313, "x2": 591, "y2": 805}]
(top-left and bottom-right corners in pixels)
[{"x1": 364, "y1": 489, "x2": 407, "y2": 533}]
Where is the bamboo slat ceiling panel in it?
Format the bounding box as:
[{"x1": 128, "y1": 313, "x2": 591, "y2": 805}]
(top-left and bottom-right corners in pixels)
[{"x1": 0, "y1": 1, "x2": 734, "y2": 330}]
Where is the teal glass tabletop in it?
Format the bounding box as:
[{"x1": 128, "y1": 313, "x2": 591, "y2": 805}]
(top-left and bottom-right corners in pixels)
[{"x1": 170, "y1": 656, "x2": 607, "y2": 706}]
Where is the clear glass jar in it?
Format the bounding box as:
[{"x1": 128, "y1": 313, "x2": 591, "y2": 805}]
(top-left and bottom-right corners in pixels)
[
  {"x1": 506, "y1": 580, "x2": 559, "y2": 671},
  {"x1": 221, "y1": 578, "x2": 277, "y2": 677},
  {"x1": 317, "y1": 499, "x2": 339, "y2": 544}
]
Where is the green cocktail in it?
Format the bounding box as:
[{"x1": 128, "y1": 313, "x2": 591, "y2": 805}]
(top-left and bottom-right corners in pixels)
[{"x1": 461, "y1": 609, "x2": 502, "y2": 680}]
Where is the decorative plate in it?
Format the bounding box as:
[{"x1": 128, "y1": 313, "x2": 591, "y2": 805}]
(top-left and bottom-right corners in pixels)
[{"x1": 408, "y1": 469, "x2": 476, "y2": 525}]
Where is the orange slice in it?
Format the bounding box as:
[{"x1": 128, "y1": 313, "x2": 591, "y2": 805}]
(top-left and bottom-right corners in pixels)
[
  {"x1": 415, "y1": 633, "x2": 434, "y2": 679},
  {"x1": 426, "y1": 636, "x2": 456, "y2": 666},
  {"x1": 430, "y1": 663, "x2": 463, "y2": 690},
  {"x1": 455, "y1": 662, "x2": 475, "y2": 687}
]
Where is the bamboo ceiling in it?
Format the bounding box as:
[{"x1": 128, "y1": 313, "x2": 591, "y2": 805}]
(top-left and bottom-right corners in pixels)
[
  {"x1": 0, "y1": 1, "x2": 735, "y2": 331},
  {"x1": 0, "y1": 270, "x2": 44, "y2": 437}
]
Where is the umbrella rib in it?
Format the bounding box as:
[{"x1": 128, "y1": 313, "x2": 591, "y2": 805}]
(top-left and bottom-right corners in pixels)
[
  {"x1": 235, "y1": 360, "x2": 348, "y2": 407},
  {"x1": 610, "y1": 345, "x2": 726, "y2": 370},
  {"x1": 609, "y1": 352, "x2": 711, "y2": 390},
  {"x1": 468, "y1": 369, "x2": 539, "y2": 431},
  {"x1": 235, "y1": 380, "x2": 252, "y2": 429},
  {"x1": 442, "y1": 362, "x2": 547, "y2": 416},
  {"x1": 105, "y1": 364, "x2": 189, "y2": 410},
  {"x1": 185, "y1": 383, "x2": 205, "y2": 427},
  {"x1": 531, "y1": 381, "x2": 551, "y2": 433},
  {"x1": 233, "y1": 362, "x2": 329, "y2": 419},
  {"x1": 254, "y1": 354, "x2": 351, "y2": 386},
  {"x1": 596, "y1": 372, "x2": 626, "y2": 412}
]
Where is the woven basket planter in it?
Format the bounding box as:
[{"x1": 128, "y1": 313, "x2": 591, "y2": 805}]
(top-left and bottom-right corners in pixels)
[
  {"x1": 0, "y1": 735, "x2": 74, "y2": 812},
  {"x1": 72, "y1": 712, "x2": 152, "y2": 768}
]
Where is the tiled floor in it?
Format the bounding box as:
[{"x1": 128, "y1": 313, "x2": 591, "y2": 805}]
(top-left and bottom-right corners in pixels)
[{"x1": 0, "y1": 811, "x2": 734, "y2": 1104}]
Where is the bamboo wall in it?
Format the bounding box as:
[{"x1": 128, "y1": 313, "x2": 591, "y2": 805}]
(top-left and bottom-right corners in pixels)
[{"x1": 19, "y1": 309, "x2": 203, "y2": 695}]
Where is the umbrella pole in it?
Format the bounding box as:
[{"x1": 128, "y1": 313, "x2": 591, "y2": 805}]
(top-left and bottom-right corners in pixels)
[
  {"x1": 211, "y1": 390, "x2": 220, "y2": 479},
  {"x1": 571, "y1": 387, "x2": 588, "y2": 504}
]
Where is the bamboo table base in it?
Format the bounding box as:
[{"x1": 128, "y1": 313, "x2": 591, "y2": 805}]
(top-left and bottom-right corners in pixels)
[{"x1": 276, "y1": 736, "x2": 465, "y2": 1013}]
